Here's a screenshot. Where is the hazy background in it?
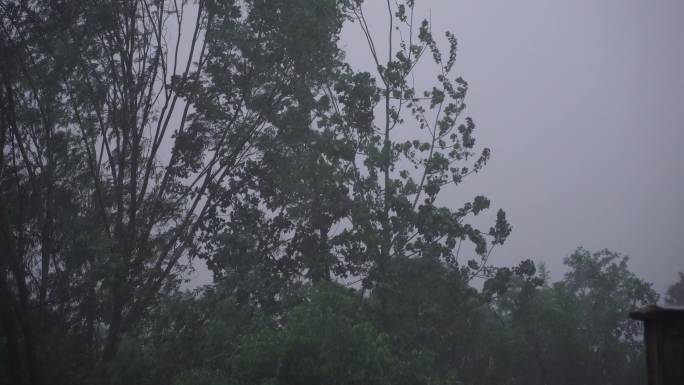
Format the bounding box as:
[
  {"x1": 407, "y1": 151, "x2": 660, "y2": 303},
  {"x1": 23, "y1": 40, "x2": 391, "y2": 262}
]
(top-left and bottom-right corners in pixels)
[{"x1": 341, "y1": 0, "x2": 684, "y2": 293}]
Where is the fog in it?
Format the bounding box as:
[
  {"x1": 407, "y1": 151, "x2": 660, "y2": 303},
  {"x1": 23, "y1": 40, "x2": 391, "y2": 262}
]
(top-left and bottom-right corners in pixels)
[{"x1": 4, "y1": 1, "x2": 684, "y2": 383}]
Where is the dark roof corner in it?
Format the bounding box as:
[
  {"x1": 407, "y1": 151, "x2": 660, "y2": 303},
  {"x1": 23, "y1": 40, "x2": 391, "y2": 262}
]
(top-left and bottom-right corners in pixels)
[{"x1": 629, "y1": 304, "x2": 684, "y2": 321}]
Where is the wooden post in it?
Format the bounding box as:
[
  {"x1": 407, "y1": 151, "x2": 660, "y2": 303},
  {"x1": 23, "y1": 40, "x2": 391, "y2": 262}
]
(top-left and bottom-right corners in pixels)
[{"x1": 629, "y1": 305, "x2": 684, "y2": 385}]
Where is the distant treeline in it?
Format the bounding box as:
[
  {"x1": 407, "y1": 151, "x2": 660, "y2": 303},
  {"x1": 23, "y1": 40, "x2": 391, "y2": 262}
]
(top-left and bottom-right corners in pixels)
[{"x1": 110, "y1": 248, "x2": 684, "y2": 385}]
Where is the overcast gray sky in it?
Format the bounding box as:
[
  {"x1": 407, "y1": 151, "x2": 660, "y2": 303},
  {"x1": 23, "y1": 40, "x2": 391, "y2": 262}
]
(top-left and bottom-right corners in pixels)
[{"x1": 341, "y1": 0, "x2": 684, "y2": 293}]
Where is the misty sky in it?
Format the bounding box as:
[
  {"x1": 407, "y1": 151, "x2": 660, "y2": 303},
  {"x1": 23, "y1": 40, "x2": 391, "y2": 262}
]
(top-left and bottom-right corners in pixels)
[{"x1": 341, "y1": 0, "x2": 684, "y2": 293}]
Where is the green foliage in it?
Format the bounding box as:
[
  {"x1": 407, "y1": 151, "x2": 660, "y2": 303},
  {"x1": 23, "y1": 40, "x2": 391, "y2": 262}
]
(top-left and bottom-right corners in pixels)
[
  {"x1": 200, "y1": 0, "x2": 512, "y2": 316},
  {"x1": 170, "y1": 284, "x2": 394, "y2": 385},
  {"x1": 0, "y1": 0, "x2": 661, "y2": 384},
  {"x1": 368, "y1": 256, "x2": 481, "y2": 385},
  {"x1": 488, "y1": 248, "x2": 658, "y2": 385},
  {"x1": 100, "y1": 248, "x2": 657, "y2": 385},
  {"x1": 665, "y1": 271, "x2": 684, "y2": 305},
  {"x1": 237, "y1": 286, "x2": 392, "y2": 385}
]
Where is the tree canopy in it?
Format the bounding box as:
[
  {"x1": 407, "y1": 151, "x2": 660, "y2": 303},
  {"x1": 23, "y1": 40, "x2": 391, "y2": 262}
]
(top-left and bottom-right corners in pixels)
[{"x1": 0, "y1": 1, "x2": 665, "y2": 385}]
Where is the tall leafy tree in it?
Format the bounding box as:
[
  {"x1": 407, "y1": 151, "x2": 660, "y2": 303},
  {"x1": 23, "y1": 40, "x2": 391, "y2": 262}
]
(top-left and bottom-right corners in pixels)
[
  {"x1": 199, "y1": 0, "x2": 360, "y2": 302},
  {"x1": 344, "y1": 0, "x2": 511, "y2": 289},
  {"x1": 202, "y1": 0, "x2": 512, "y2": 304},
  {"x1": 3, "y1": 1, "x2": 660, "y2": 384},
  {"x1": 1, "y1": 0, "x2": 354, "y2": 383}
]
